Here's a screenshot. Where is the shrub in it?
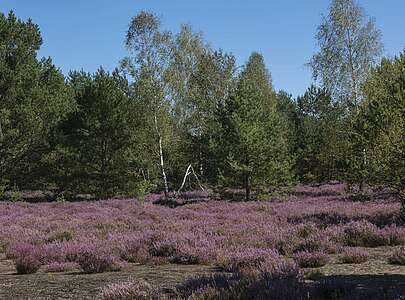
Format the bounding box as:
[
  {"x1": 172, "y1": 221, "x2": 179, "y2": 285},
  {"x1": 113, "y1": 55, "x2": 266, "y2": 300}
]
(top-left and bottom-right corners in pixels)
[
  {"x1": 309, "y1": 277, "x2": 404, "y2": 299},
  {"x1": 150, "y1": 243, "x2": 177, "y2": 258},
  {"x1": 309, "y1": 278, "x2": 359, "y2": 300},
  {"x1": 97, "y1": 279, "x2": 164, "y2": 300},
  {"x1": 129, "y1": 180, "x2": 157, "y2": 201},
  {"x1": 12, "y1": 243, "x2": 41, "y2": 274},
  {"x1": 119, "y1": 237, "x2": 151, "y2": 264},
  {"x1": 343, "y1": 220, "x2": 386, "y2": 247},
  {"x1": 379, "y1": 225, "x2": 405, "y2": 246},
  {"x1": 293, "y1": 251, "x2": 329, "y2": 268},
  {"x1": 149, "y1": 236, "x2": 202, "y2": 265},
  {"x1": 168, "y1": 242, "x2": 213, "y2": 265},
  {"x1": 194, "y1": 249, "x2": 303, "y2": 299},
  {"x1": 10, "y1": 190, "x2": 23, "y2": 202},
  {"x1": 43, "y1": 262, "x2": 78, "y2": 273},
  {"x1": 75, "y1": 247, "x2": 116, "y2": 273},
  {"x1": 186, "y1": 287, "x2": 228, "y2": 300},
  {"x1": 216, "y1": 248, "x2": 281, "y2": 274},
  {"x1": 296, "y1": 223, "x2": 319, "y2": 239},
  {"x1": 170, "y1": 252, "x2": 200, "y2": 265},
  {"x1": 46, "y1": 230, "x2": 75, "y2": 243},
  {"x1": 41, "y1": 241, "x2": 83, "y2": 264},
  {"x1": 245, "y1": 272, "x2": 304, "y2": 300},
  {"x1": 149, "y1": 239, "x2": 199, "y2": 265},
  {"x1": 273, "y1": 236, "x2": 297, "y2": 255},
  {"x1": 388, "y1": 247, "x2": 405, "y2": 265},
  {"x1": 294, "y1": 232, "x2": 335, "y2": 254},
  {"x1": 339, "y1": 247, "x2": 369, "y2": 264},
  {"x1": 255, "y1": 258, "x2": 301, "y2": 280},
  {"x1": 176, "y1": 273, "x2": 240, "y2": 298}
]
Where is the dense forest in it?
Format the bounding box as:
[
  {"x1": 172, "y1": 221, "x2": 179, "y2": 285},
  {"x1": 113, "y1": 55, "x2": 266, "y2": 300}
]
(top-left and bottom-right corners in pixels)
[{"x1": 0, "y1": 0, "x2": 403, "y2": 204}]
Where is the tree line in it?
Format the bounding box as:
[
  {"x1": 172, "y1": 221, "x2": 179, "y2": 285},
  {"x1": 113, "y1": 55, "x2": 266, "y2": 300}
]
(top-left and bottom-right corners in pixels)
[{"x1": 0, "y1": 0, "x2": 403, "y2": 201}]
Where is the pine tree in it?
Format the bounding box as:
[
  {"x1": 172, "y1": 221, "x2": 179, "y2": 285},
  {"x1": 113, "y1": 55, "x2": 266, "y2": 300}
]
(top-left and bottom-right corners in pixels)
[
  {"x1": 224, "y1": 53, "x2": 293, "y2": 200},
  {"x1": 56, "y1": 68, "x2": 137, "y2": 198},
  {"x1": 351, "y1": 52, "x2": 404, "y2": 200},
  {"x1": 0, "y1": 11, "x2": 75, "y2": 191},
  {"x1": 296, "y1": 86, "x2": 345, "y2": 182}
]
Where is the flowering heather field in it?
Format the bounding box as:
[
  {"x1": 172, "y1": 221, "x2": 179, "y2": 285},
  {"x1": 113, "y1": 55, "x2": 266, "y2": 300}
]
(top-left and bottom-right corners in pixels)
[{"x1": 1, "y1": 183, "x2": 405, "y2": 299}]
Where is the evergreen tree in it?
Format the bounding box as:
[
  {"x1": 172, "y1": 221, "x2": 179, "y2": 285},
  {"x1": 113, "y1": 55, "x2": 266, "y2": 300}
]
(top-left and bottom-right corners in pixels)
[
  {"x1": 275, "y1": 91, "x2": 300, "y2": 171},
  {"x1": 296, "y1": 86, "x2": 345, "y2": 182},
  {"x1": 224, "y1": 53, "x2": 293, "y2": 200},
  {"x1": 194, "y1": 50, "x2": 237, "y2": 185},
  {"x1": 55, "y1": 69, "x2": 136, "y2": 198},
  {"x1": 350, "y1": 52, "x2": 404, "y2": 199},
  {"x1": 0, "y1": 11, "x2": 75, "y2": 191}
]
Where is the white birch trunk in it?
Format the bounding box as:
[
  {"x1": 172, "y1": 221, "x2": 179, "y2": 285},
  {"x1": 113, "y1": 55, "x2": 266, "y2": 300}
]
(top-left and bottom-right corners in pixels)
[
  {"x1": 154, "y1": 114, "x2": 169, "y2": 198},
  {"x1": 177, "y1": 164, "x2": 192, "y2": 193}
]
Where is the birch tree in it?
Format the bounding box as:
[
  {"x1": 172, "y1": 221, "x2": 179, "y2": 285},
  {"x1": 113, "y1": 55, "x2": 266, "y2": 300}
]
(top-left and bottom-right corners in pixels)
[
  {"x1": 167, "y1": 25, "x2": 236, "y2": 184},
  {"x1": 121, "y1": 11, "x2": 175, "y2": 199},
  {"x1": 309, "y1": 0, "x2": 383, "y2": 110},
  {"x1": 309, "y1": 0, "x2": 384, "y2": 191}
]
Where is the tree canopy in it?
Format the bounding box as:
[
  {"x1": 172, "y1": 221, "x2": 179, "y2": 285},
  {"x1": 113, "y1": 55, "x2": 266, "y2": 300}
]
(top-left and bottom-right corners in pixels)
[{"x1": 0, "y1": 7, "x2": 403, "y2": 206}]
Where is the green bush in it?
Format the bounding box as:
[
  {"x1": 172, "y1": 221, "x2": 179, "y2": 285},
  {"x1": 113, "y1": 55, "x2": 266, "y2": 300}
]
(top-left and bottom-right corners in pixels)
[{"x1": 130, "y1": 180, "x2": 157, "y2": 201}]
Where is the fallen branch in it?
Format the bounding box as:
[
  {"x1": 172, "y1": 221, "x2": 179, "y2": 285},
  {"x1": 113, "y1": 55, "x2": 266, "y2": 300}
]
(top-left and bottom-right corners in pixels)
[
  {"x1": 177, "y1": 164, "x2": 192, "y2": 194},
  {"x1": 176, "y1": 164, "x2": 205, "y2": 196}
]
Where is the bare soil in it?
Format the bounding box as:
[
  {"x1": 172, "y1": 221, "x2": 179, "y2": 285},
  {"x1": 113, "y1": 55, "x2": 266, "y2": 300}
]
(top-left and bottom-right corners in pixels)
[
  {"x1": 0, "y1": 253, "x2": 216, "y2": 299},
  {"x1": 1, "y1": 247, "x2": 405, "y2": 299}
]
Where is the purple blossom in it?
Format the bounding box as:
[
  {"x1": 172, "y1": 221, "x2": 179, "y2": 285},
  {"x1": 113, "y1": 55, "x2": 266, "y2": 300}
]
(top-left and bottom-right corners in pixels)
[
  {"x1": 339, "y1": 247, "x2": 369, "y2": 264},
  {"x1": 0, "y1": 183, "x2": 402, "y2": 276},
  {"x1": 97, "y1": 279, "x2": 160, "y2": 300},
  {"x1": 293, "y1": 251, "x2": 329, "y2": 268},
  {"x1": 11, "y1": 242, "x2": 42, "y2": 274},
  {"x1": 43, "y1": 261, "x2": 79, "y2": 273}
]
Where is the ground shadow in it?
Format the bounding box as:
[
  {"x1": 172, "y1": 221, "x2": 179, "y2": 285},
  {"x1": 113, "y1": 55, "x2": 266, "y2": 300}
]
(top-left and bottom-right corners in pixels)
[{"x1": 307, "y1": 274, "x2": 405, "y2": 299}]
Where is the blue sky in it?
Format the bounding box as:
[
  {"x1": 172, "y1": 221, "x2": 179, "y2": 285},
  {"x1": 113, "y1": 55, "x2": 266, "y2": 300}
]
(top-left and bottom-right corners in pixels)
[{"x1": 1, "y1": 0, "x2": 404, "y2": 97}]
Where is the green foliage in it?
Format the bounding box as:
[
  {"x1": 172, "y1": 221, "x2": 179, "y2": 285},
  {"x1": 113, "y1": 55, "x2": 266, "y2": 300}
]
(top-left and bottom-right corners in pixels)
[
  {"x1": 222, "y1": 53, "x2": 293, "y2": 200},
  {"x1": 275, "y1": 91, "x2": 300, "y2": 156},
  {"x1": 0, "y1": 183, "x2": 6, "y2": 200},
  {"x1": 0, "y1": 11, "x2": 75, "y2": 191},
  {"x1": 0, "y1": 9, "x2": 401, "y2": 206},
  {"x1": 129, "y1": 180, "x2": 158, "y2": 200},
  {"x1": 190, "y1": 50, "x2": 237, "y2": 186},
  {"x1": 10, "y1": 186, "x2": 22, "y2": 202},
  {"x1": 309, "y1": 0, "x2": 383, "y2": 109},
  {"x1": 122, "y1": 11, "x2": 179, "y2": 197},
  {"x1": 167, "y1": 26, "x2": 237, "y2": 185},
  {"x1": 57, "y1": 68, "x2": 137, "y2": 198},
  {"x1": 295, "y1": 86, "x2": 346, "y2": 182},
  {"x1": 55, "y1": 194, "x2": 66, "y2": 203},
  {"x1": 347, "y1": 53, "x2": 405, "y2": 198}
]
